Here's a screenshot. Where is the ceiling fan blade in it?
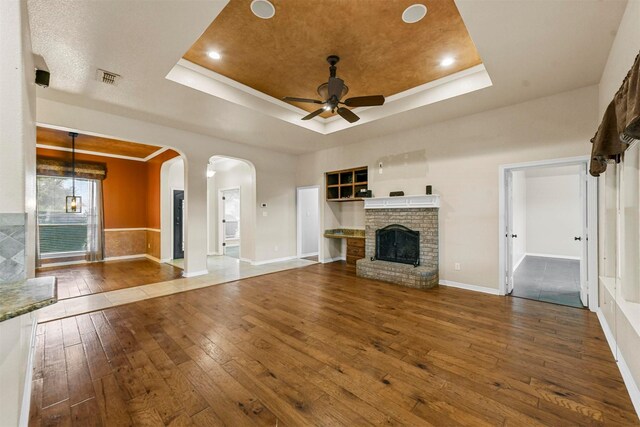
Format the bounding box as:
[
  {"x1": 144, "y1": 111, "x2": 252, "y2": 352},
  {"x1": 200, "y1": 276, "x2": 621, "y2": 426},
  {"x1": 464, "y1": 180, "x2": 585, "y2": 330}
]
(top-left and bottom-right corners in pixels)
[
  {"x1": 344, "y1": 95, "x2": 385, "y2": 107},
  {"x1": 302, "y1": 108, "x2": 325, "y2": 121},
  {"x1": 337, "y1": 107, "x2": 360, "y2": 123},
  {"x1": 283, "y1": 97, "x2": 324, "y2": 104},
  {"x1": 328, "y1": 77, "x2": 344, "y2": 99}
]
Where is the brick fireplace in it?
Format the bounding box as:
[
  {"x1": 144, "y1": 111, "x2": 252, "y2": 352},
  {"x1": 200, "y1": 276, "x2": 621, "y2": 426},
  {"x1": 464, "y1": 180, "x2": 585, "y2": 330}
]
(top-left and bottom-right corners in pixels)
[{"x1": 356, "y1": 195, "x2": 439, "y2": 289}]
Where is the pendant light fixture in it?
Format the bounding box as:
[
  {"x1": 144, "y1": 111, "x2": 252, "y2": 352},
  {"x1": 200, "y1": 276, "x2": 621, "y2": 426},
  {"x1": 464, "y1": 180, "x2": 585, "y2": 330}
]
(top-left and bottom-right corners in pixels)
[{"x1": 65, "y1": 132, "x2": 82, "y2": 213}]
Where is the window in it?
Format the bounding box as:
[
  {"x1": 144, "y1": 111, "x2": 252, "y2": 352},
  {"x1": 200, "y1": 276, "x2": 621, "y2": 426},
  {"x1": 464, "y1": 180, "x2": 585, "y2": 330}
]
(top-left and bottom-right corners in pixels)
[
  {"x1": 601, "y1": 163, "x2": 617, "y2": 279},
  {"x1": 36, "y1": 176, "x2": 97, "y2": 257},
  {"x1": 620, "y1": 142, "x2": 640, "y2": 302}
]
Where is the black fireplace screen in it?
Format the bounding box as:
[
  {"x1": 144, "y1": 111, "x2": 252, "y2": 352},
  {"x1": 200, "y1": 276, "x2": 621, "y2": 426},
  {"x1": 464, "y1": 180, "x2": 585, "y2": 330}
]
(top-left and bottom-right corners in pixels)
[{"x1": 375, "y1": 224, "x2": 420, "y2": 266}]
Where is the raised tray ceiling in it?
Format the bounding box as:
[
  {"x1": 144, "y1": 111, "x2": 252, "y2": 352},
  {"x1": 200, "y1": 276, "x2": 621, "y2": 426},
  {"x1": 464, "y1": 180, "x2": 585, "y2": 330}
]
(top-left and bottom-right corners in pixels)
[{"x1": 183, "y1": 0, "x2": 482, "y2": 118}]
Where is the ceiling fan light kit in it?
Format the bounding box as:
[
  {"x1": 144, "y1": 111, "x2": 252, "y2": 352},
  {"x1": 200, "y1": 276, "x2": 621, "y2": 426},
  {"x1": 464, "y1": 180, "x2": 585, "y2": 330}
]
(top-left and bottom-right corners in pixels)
[{"x1": 283, "y1": 55, "x2": 385, "y2": 123}]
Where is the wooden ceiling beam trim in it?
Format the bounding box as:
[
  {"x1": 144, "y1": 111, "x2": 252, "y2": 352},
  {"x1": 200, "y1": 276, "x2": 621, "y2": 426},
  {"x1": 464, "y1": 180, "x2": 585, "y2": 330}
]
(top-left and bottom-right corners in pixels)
[
  {"x1": 36, "y1": 126, "x2": 162, "y2": 160},
  {"x1": 36, "y1": 144, "x2": 149, "y2": 162}
]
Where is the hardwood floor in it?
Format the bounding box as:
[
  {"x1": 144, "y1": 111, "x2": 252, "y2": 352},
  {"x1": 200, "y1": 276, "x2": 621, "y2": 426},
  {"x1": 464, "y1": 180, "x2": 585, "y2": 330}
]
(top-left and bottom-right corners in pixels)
[
  {"x1": 29, "y1": 262, "x2": 638, "y2": 426},
  {"x1": 36, "y1": 259, "x2": 183, "y2": 300}
]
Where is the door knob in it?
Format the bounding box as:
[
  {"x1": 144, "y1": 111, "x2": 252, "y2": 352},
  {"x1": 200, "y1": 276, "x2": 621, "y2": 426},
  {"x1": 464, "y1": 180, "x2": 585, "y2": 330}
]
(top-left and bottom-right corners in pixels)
[
  {"x1": 511, "y1": 234, "x2": 518, "y2": 238},
  {"x1": 574, "y1": 236, "x2": 582, "y2": 241}
]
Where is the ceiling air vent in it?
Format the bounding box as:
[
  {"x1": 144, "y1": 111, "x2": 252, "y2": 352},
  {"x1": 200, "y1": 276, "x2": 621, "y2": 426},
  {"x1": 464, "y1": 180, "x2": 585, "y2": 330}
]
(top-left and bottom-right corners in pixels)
[{"x1": 96, "y1": 69, "x2": 120, "y2": 85}]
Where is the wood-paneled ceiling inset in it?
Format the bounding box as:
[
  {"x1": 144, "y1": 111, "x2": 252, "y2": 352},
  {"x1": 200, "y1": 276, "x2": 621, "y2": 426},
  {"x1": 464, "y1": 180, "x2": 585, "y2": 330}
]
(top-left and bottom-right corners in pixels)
[
  {"x1": 37, "y1": 127, "x2": 162, "y2": 159},
  {"x1": 183, "y1": 0, "x2": 482, "y2": 118}
]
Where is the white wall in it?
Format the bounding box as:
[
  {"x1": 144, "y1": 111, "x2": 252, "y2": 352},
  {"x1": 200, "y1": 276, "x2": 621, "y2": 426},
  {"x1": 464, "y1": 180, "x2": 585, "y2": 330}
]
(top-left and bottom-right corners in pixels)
[
  {"x1": 0, "y1": 0, "x2": 37, "y2": 277},
  {"x1": 511, "y1": 170, "x2": 527, "y2": 268},
  {"x1": 207, "y1": 158, "x2": 255, "y2": 260},
  {"x1": 297, "y1": 85, "x2": 598, "y2": 287},
  {"x1": 524, "y1": 168, "x2": 582, "y2": 259},
  {"x1": 0, "y1": 2, "x2": 37, "y2": 424},
  {"x1": 298, "y1": 187, "x2": 319, "y2": 256},
  {"x1": 596, "y1": 0, "x2": 640, "y2": 400},
  {"x1": 168, "y1": 159, "x2": 185, "y2": 191}
]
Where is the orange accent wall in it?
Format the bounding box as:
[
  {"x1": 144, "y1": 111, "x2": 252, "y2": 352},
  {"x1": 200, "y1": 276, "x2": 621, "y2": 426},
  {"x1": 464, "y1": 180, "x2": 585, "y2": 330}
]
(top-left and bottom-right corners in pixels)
[{"x1": 36, "y1": 148, "x2": 178, "y2": 230}]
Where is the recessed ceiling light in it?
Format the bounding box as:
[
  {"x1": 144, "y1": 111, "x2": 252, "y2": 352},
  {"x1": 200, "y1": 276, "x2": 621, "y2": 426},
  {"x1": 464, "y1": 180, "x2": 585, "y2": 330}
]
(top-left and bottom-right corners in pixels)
[
  {"x1": 440, "y1": 56, "x2": 455, "y2": 67},
  {"x1": 402, "y1": 4, "x2": 427, "y2": 24},
  {"x1": 208, "y1": 51, "x2": 221, "y2": 60},
  {"x1": 251, "y1": 0, "x2": 275, "y2": 19}
]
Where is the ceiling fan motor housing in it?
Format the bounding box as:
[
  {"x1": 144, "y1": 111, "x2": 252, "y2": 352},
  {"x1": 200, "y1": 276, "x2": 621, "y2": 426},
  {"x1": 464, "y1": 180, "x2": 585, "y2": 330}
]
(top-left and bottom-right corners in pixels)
[{"x1": 282, "y1": 54, "x2": 385, "y2": 123}]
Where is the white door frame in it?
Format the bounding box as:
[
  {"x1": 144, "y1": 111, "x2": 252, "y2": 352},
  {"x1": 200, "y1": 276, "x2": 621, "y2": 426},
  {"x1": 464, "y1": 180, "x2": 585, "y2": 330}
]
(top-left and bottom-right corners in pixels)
[
  {"x1": 218, "y1": 187, "x2": 241, "y2": 256},
  {"x1": 498, "y1": 155, "x2": 599, "y2": 311},
  {"x1": 296, "y1": 185, "x2": 321, "y2": 258}
]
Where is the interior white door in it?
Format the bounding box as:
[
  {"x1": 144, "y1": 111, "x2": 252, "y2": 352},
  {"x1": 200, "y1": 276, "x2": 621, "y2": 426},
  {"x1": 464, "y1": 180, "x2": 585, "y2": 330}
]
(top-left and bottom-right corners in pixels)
[
  {"x1": 579, "y1": 167, "x2": 589, "y2": 306},
  {"x1": 220, "y1": 188, "x2": 240, "y2": 256},
  {"x1": 505, "y1": 170, "x2": 515, "y2": 294}
]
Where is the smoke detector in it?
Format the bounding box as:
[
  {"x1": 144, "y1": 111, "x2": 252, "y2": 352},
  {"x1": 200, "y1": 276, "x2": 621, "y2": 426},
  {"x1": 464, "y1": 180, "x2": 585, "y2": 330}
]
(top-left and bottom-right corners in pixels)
[{"x1": 96, "y1": 69, "x2": 121, "y2": 85}]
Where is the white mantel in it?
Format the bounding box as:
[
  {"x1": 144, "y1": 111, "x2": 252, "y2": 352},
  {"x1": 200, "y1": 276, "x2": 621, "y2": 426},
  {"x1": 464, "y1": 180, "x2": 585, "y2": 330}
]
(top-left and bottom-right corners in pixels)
[{"x1": 363, "y1": 194, "x2": 440, "y2": 209}]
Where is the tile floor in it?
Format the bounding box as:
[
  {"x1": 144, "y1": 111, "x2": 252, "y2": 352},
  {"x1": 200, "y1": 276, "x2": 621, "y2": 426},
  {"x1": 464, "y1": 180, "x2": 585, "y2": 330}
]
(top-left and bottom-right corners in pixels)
[
  {"x1": 36, "y1": 255, "x2": 317, "y2": 323},
  {"x1": 511, "y1": 255, "x2": 584, "y2": 308}
]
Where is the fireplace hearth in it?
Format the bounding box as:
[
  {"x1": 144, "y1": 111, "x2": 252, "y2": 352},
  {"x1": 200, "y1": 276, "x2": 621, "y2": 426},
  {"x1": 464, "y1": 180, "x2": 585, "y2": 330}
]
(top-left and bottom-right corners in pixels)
[
  {"x1": 375, "y1": 224, "x2": 420, "y2": 266},
  {"x1": 356, "y1": 195, "x2": 439, "y2": 289}
]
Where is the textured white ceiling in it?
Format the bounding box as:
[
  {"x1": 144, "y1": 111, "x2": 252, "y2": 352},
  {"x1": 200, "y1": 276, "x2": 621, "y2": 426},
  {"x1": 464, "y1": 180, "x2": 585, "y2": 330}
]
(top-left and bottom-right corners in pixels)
[{"x1": 28, "y1": 0, "x2": 627, "y2": 155}]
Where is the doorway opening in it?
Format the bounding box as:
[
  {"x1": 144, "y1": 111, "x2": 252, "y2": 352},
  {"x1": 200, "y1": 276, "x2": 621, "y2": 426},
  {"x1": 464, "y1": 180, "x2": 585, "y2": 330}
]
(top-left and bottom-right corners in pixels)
[
  {"x1": 499, "y1": 157, "x2": 598, "y2": 310},
  {"x1": 173, "y1": 190, "x2": 185, "y2": 259},
  {"x1": 296, "y1": 186, "x2": 320, "y2": 261},
  {"x1": 206, "y1": 156, "x2": 256, "y2": 270},
  {"x1": 220, "y1": 188, "x2": 241, "y2": 258},
  {"x1": 161, "y1": 157, "x2": 185, "y2": 264}
]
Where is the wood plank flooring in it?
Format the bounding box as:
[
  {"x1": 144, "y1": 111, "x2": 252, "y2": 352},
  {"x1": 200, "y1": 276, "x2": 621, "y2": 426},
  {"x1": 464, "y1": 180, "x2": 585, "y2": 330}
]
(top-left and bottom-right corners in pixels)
[
  {"x1": 36, "y1": 259, "x2": 183, "y2": 300},
  {"x1": 29, "y1": 262, "x2": 639, "y2": 426}
]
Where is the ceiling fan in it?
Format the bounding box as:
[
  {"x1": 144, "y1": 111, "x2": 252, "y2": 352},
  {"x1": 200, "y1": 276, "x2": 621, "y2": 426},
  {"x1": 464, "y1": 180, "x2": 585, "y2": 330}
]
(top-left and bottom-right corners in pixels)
[{"x1": 283, "y1": 55, "x2": 385, "y2": 123}]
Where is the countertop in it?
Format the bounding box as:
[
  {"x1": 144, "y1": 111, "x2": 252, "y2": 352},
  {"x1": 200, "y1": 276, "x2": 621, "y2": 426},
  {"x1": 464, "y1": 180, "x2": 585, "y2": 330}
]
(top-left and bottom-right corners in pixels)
[
  {"x1": 324, "y1": 228, "x2": 365, "y2": 239},
  {"x1": 0, "y1": 276, "x2": 57, "y2": 322}
]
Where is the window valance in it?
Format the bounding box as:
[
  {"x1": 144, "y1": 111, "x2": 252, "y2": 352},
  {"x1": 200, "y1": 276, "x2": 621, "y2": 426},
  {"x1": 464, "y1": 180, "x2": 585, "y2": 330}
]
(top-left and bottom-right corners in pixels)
[
  {"x1": 590, "y1": 51, "x2": 640, "y2": 176},
  {"x1": 36, "y1": 157, "x2": 107, "y2": 180}
]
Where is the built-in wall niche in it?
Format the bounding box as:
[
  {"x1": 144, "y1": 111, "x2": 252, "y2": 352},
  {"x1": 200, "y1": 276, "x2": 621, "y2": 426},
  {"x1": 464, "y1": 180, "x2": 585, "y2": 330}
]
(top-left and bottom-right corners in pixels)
[{"x1": 326, "y1": 166, "x2": 368, "y2": 201}]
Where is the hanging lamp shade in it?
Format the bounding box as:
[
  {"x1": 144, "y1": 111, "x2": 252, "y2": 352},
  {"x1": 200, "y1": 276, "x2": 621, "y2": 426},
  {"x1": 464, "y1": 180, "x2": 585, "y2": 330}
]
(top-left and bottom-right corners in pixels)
[
  {"x1": 66, "y1": 132, "x2": 82, "y2": 213},
  {"x1": 65, "y1": 195, "x2": 82, "y2": 213}
]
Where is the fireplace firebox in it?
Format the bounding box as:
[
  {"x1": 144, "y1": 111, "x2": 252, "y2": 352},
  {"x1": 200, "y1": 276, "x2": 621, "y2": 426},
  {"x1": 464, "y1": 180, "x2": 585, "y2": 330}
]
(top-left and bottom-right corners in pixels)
[{"x1": 374, "y1": 224, "x2": 420, "y2": 266}]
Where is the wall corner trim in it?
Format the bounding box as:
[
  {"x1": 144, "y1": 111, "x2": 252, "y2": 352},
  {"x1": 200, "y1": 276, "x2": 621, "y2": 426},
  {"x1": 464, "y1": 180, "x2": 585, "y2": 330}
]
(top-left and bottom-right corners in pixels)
[
  {"x1": 596, "y1": 309, "x2": 640, "y2": 417},
  {"x1": 439, "y1": 280, "x2": 501, "y2": 295},
  {"x1": 144, "y1": 254, "x2": 162, "y2": 264}
]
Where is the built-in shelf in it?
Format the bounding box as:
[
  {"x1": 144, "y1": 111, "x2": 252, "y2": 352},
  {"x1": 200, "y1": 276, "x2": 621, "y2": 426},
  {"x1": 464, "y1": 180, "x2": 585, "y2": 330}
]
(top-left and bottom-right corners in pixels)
[{"x1": 326, "y1": 166, "x2": 368, "y2": 201}]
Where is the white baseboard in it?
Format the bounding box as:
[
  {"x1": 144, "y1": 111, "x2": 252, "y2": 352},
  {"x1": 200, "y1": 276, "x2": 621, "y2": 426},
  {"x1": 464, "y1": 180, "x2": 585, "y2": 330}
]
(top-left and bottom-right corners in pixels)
[
  {"x1": 596, "y1": 309, "x2": 640, "y2": 417},
  {"x1": 439, "y1": 280, "x2": 500, "y2": 295},
  {"x1": 513, "y1": 254, "x2": 526, "y2": 270},
  {"x1": 525, "y1": 252, "x2": 580, "y2": 261},
  {"x1": 321, "y1": 256, "x2": 346, "y2": 264},
  {"x1": 299, "y1": 251, "x2": 319, "y2": 258},
  {"x1": 251, "y1": 256, "x2": 297, "y2": 266},
  {"x1": 182, "y1": 270, "x2": 209, "y2": 278}
]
